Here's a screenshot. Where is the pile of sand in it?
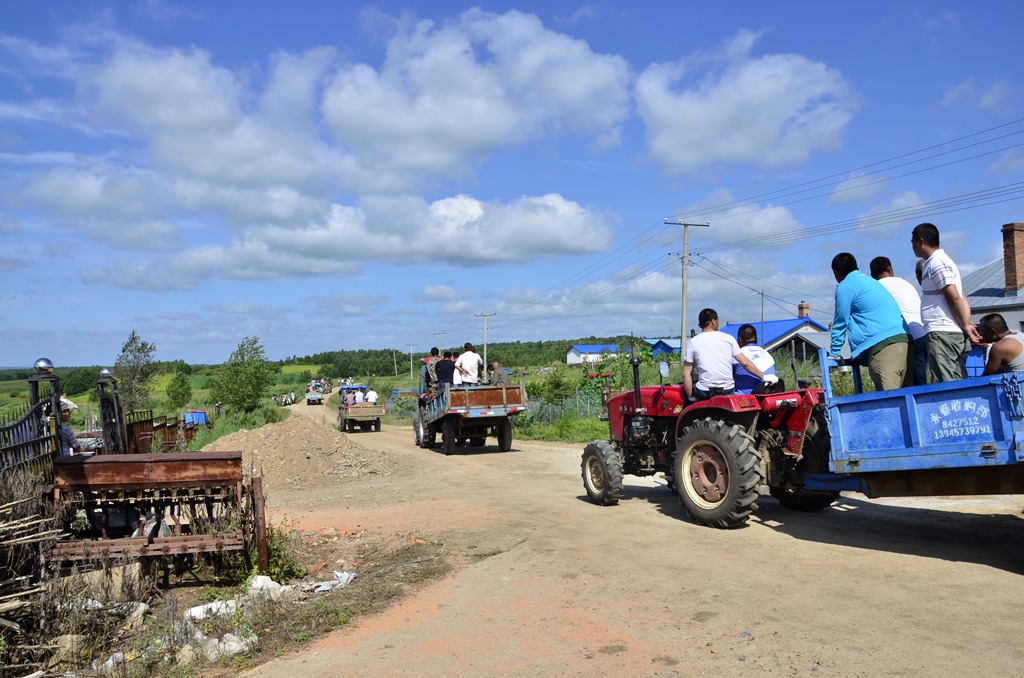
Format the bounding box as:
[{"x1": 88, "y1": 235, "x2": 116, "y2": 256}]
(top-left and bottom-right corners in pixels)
[{"x1": 202, "y1": 415, "x2": 399, "y2": 493}]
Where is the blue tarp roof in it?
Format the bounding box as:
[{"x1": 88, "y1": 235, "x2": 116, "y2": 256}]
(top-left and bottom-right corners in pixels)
[
  {"x1": 568, "y1": 344, "x2": 620, "y2": 353},
  {"x1": 719, "y1": 318, "x2": 829, "y2": 351}
]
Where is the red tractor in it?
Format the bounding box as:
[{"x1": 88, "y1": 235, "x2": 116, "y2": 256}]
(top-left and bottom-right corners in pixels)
[{"x1": 581, "y1": 358, "x2": 838, "y2": 528}]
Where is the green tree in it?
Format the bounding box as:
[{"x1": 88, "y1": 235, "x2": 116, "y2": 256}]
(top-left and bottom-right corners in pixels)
[
  {"x1": 114, "y1": 330, "x2": 158, "y2": 413},
  {"x1": 166, "y1": 372, "x2": 192, "y2": 411},
  {"x1": 541, "y1": 370, "x2": 576, "y2": 404},
  {"x1": 213, "y1": 337, "x2": 278, "y2": 412}
]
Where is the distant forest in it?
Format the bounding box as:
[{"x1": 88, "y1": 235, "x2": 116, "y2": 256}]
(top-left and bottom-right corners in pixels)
[
  {"x1": 283, "y1": 335, "x2": 644, "y2": 378},
  {"x1": 0, "y1": 336, "x2": 648, "y2": 392}
]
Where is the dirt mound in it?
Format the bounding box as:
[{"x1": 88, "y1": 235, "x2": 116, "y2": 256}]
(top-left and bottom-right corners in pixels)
[{"x1": 202, "y1": 415, "x2": 399, "y2": 493}]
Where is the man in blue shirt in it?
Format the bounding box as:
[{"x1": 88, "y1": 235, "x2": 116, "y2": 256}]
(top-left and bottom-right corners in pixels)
[{"x1": 830, "y1": 252, "x2": 912, "y2": 390}]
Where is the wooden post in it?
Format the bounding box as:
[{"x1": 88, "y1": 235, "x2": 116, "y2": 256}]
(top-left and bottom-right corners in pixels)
[{"x1": 252, "y1": 477, "x2": 269, "y2": 574}]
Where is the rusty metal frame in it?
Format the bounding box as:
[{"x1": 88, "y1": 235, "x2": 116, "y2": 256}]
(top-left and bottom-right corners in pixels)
[{"x1": 50, "y1": 451, "x2": 268, "y2": 581}]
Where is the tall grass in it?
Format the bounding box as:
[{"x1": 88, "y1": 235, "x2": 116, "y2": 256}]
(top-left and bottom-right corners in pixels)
[
  {"x1": 514, "y1": 412, "x2": 609, "y2": 443},
  {"x1": 189, "y1": 401, "x2": 288, "y2": 450}
]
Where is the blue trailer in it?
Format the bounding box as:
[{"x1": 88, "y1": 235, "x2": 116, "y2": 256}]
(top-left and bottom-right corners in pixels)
[{"x1": 805, "y1": 348, "x2": 1024, "y2": 498}]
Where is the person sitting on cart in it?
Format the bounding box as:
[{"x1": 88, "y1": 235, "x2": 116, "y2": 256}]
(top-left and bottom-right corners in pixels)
[
  {"x1": 978, "y1": 313, "x2": 1024, "y2": 375},
  {"x1": 435, "y1": 351, "x2": 456, "y2": 388},
  {"x1": 488, "y1": 361, "x2": 511, "y2": 386},
  {"x1": 732, "y1": 324, "x2": 778, "y2": 395},
  {"x1": 684, "y1": 308, "x2": 776, "y2": 402}
]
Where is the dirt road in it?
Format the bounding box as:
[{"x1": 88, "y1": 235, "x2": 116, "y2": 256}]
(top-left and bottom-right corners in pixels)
[{"x1": 243, "y1": 403, "x2": 1024, "y2": 677}]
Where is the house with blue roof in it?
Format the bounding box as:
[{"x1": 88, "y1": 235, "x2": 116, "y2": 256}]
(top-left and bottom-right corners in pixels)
[
  {"x1": 566, "y1": 344, "x2": 622, "y2": 365},
  {"x1": 719, "y1": 315, "x2": 830, "y2": 362},
  {"x1": 964, "y1": 222, "x2": 1024, "y2": 333},
  {"x1": 643, "y1": 338, "x2": 681, "y2": 358}
]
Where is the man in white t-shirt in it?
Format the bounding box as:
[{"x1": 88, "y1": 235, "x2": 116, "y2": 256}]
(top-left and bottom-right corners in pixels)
[
  {"x1": 455, "y1": 343, "x2": 483, "y2": 385},
  {"x1": 366, "y1": 388, "x2": 378, "y2": 404},
  {"x1": 684, "y1": 308, "x2": 775, "y2": 401},
  {"x1": 732, "y1": 324, "x2": 777, "y2": 395},
  {"x1": 354, "y1": 388, "x2": 365, "y2": 404},
  {"x1": 870, "y1": 256, "x2": 928, "y2": 385},
  {"x1": 910, "y1": 222, "x2": 981, "y2": 382}
]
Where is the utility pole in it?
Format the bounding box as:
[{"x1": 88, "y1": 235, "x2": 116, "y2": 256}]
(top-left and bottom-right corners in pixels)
[
  {"x1": 432, "y1": 331, "x2": 447, "y2": 352},
  {"x1": 664, "y1": 220, "x2": 710, "y2": 359},
  {"x1": 474, "y1": 312, "x2": 496, "y2": 370},
  {"x1": 406, "y1": 344, "x2": 415, "y2": 381},
  {"x1": 392, "y1": 349, "x2": 398, "y2": 376},
  {"x1": 667, "y1": 251, "x2": 685, "y2": 352}
]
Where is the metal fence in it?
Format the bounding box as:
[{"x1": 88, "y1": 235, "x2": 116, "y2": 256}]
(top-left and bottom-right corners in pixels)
[
  {"x1": 525, "y1": 393, "x2": 604, "y2": 425},
  {"x1": 0, "y1": 402, "x2": 56, "y2": 478}
]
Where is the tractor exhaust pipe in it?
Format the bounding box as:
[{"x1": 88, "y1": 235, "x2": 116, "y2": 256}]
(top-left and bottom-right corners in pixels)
[
  {"x1": 629, "y1": 357, "x2": 650, "y2": 439},
  {"x1": 630, "y1": 357, "x2": 642, "y2": 409}
]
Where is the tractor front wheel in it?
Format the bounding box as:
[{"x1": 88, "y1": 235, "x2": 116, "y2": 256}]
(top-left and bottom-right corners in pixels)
[
  {"x1": 581, "y1": 440, "x2": 624, "y2": 506},
  {"x1": 674, "y1": 418, "x2": 764, "y2": 528}
]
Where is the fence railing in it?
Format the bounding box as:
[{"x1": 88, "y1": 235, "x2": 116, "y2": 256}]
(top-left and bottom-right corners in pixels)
[{"x1": 0, "y1": 402, "x2": 56, "y2": 478}]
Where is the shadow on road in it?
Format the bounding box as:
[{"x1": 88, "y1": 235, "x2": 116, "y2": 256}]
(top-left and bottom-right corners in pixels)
[
  {"x1": 583, "y1": 478, "x2": 1024, "y2": 574},
  {"x1": 752, "y1": 495, "x2": 1024, "y2": 574}
]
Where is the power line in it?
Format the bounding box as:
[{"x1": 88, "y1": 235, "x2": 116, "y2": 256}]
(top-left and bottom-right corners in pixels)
[{"x1": 489, "y1": 118, "x2": 1024, "y2": 328}]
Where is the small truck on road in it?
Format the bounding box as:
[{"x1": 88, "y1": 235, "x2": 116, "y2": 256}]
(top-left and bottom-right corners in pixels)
[
  {"x1": 414, "y1": 381, "x2": 527, "y2": 454},
  {"x1": 337, "y1": 384, "x2": 384, "y2": 432}
]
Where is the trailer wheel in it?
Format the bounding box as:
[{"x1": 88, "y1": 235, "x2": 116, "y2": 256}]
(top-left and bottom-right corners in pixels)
[
  {"x1": 374, "y1": 418, "x2": 381, "y2": 432},
  {"x1": 442, "y1": 419, "x2": 456, "y2": 456},
  {"x1": 347, "y1": 420, "x2": 356, "y2": 433},
  {"x1": 497, "y1": 419, "x2": 513, "y2": 452},
  {"x1": 581, "y1": 440, "x2": 623, "y2": 506},
  {"x1": 674, "y1": 418, "x2": 764, "y2": 528},
  {"x1": 771, "y1": 412, "x2": 839, "y2": 512}
]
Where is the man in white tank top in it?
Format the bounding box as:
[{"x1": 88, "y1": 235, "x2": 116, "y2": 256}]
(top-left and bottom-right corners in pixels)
[{"x1": 978, "y1": 313, "x2": 1024, "y2": 375}]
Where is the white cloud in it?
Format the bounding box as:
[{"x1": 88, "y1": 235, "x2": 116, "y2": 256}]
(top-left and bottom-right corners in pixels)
[
  {"x1": 636, "y1": 30, "x2": 856, "y2": 173},
  {"x1": 673, "y1": 188, "x2": 800, "y2": 247},
  {"x1": 829, "y1": 172, "x2": 886, "y2": 205},
  {"x1": 421, "y1": 285, "x2": 458, "y2": 302},
  {"x1": 322, "y1": 8, "x2": 630, "y2": 190},
  {"x1": 990, "y1": 148, "x2": 1024, "y2": 174},
  {"x1": 940, "y1": 78, "x2": 1019, "y2": 113},
  {"x1": 979, "y1": 80, "x2": 1016, "y2": 114},
  {"x1": 76, "y1": 191, "x2": 613, "y2": 291},
  {"x1": 314, "y1": 292, "x2": 390, "y2": 316},
  {"x1": 939, "y1": 80, "x2": 973, "y2": 108}
]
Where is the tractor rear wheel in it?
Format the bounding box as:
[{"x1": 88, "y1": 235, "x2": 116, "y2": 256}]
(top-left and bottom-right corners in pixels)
[
  {"x1": 442, "y1": 419, "x2": 456, "y2": 456},
  {"x1": 581, "y1": 440, "x2": 624, "y2": 506},
  {"x1": 674, "y1": 418, "x2": 764, "y2": 528},
  {"x1": 771, "y1": 411, "x2": 840, "y2": 512},
  {"x1": 497, "y1": 419, "x2": 513, "y2": 452}
]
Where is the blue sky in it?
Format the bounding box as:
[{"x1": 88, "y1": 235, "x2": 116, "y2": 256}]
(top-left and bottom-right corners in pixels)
[{"x1": 2, "y1": 2, "x2": 1023, "y2": 368}]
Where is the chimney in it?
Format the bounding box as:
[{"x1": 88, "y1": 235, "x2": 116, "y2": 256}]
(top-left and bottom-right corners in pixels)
[
  {"x1": 1002, "y1": 222, "x2": 1024, "y2": 292},
  {"x1": 798, "y1": 300, "x2": 810, "y2": 318}
]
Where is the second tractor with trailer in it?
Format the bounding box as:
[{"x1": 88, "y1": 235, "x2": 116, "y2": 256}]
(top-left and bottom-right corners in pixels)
[
  {"x1": 582, "y1": 352, "x2": 1024, "y2": 528},
  {"x1": 414, "y1": 382, "x2": 527, "y2": 455}
]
